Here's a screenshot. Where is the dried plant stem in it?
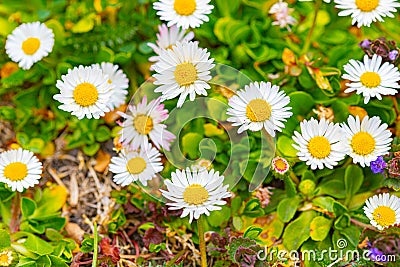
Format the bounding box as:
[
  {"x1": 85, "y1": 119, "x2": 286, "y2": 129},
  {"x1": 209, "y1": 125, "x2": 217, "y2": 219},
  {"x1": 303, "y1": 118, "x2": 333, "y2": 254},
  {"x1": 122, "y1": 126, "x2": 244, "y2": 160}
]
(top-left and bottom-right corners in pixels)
[
  {"x1": 301, "y1": 0, "x2": 322, "y2": 54},
  {"x1": 350, "y1": 218, "x2": 375, "y2": 230},
  {"x1": 197, "y1": 216, "x2": 207, "y2": 267}
]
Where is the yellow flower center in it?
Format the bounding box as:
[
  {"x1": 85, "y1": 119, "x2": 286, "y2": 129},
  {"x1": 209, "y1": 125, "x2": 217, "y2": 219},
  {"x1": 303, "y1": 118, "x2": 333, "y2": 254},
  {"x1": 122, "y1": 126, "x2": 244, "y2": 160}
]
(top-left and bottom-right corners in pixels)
[
  {"x1": 0, "y1": 251, "x2": 13, "y2": 266},
  {"x1": 360, "y1": 72, "x2": 381, "y2": 88},
  {"x1": 274, "y1": 158, "x2": 288, "y2": 172},
  {"x1": 107, "y1": 79, "x2": 112, "y2": 84},
  {"x1": 355, "y1": 0, "x2": 379, "y2": 12},
  {"x1": 21, "y1": 37, "x2": 41, "y2": 55},
  {"x1": 372, "y1": 206, "x2": 396, "y2": 228},
  {"x1": 183, "y1": 184, "x2": 209, "y2": 205},
  {"x1": 4, "y1": 162, "x2": 28, "y2": 181},
  {"x1": 246, "y1": 99, "x2": 272, "y2": 122},
  {"x1": 174, "y1": 62, "x2": 197, "y2": 87},
  {"x1": 307, "y1": 136, "x2": 331, "y2": 159},
  {"x1": 174, "y1": 0, "x2": 196, "y2": 16},
  {"x1": 73, "y1": 83, "x2": 99, "y2": 107},
  {"x1": 133, "y1": 114, "x2": 153, "y2": 135},
  {"x1": 351, "y1": 132, "x2": 376, "y2": 156},
  {"x1": 126, "y1": 157, "x2": 147, "y2": 174}
]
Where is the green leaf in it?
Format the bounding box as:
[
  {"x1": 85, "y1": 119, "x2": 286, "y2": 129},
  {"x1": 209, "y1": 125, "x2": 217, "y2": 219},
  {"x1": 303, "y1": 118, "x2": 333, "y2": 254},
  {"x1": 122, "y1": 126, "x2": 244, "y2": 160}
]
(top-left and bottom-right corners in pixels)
[
  {"x1": 95, "y1": 125, "x2": 111, "y2": 142},
  {"x1": 0, "y1": 230, "x2": 11, "y2": 250},
  {"x1": 310, "y1": 216, "x2": 332, "y2": 241},
  {"x1": 243, "y1": 226, "x2": 262, "y2": 240},
  {"x1": 288, "y1": 91, "x2": 315, "y2": 116},
  {"x1": 0, "y1": 106, "x2": 16, "y2": 120},
  {"x1": 277, "y1": 135, "x2": 298, "y2": 158},
  {"x1": 242, "y1": 199, "x2": 264, "y2": 218},
  {"x1": 283, "y1": 211, "x2": 316, "y2": 250},
  {"x1": 83, "y1": 143, "x2": 100, "y2": 156},
  {"x1": 348, "y1": 192, "x2": 374, "y2": 211},
  {"x1": 207, "y1": 206, "x2": 231, "y2": 227},
  {"x1": 277, "y1": 197, "x2": 300, "y2": 223},
  {"x1": 232, "y1": 216, "x2": 243, "y2": 231},
  {"x1": 45, "y1": 228, "x2": 64, "y2": 242},
  {"x1": 27, "y1": 138, "x2": 45, "y2": 153},
  {"x1": 334, "y1": 214, "x2": 350, "y2": 230},
  {"x1": 71, "y1": 14, "x2": 95, "y2": 33},
  {"x1": 344, "y1": 165, "x2": 364, "y2": 205},
  {"x1": 181, "y1": 132, "x2": 203, "y2": 159},
  {"x1": 21, "y1": 197, "x2": 37, "y2": 218},
  {"x1": 333, "y1": 201, "x2": 348, "y2": 217},
  {"x1": 318, "y1": 180, "x2": 346, "y2": 199},
  {"x1": 49, "y1": 255, "x2": 68, "y2": 267},
  {"x1": 96, "y1": 46, "x2": 115, "y2": 63},
  {"x1": 24, "y1": 235, "x2": 54, "y2": 256}
]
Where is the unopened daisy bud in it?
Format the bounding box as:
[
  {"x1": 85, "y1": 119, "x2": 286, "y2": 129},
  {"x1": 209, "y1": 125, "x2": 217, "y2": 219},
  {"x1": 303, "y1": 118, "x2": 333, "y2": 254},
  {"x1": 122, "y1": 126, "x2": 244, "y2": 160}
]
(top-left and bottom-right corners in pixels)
[
  {"x1": 299, "y1": 180, "x2": 316, "y2": 196},
  {"x1": 272, "y1": 157, "x2": 290, "y2": 175}
]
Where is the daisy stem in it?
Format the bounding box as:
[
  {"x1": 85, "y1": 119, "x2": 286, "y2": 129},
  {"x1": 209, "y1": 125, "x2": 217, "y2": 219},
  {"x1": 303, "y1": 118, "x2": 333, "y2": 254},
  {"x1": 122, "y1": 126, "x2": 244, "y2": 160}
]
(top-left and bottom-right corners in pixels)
[
  {"x1": 350, "y1": 218, "x2": 375, "y2": 230},
  {"x1": 375, "y1": 22, "x2": 400, "y2": 42},
  {"x1": 197, "y1": 216, "x2": 207, "y2": 267},
  {"x1": 301, "y1": 0, "x2": 322, "y2": 55},
  {"x1": 10, "y1": 192, "x2": 21, "y2": 233},
  {"x1": 289, "y1": 171, "x2": 300, "y2": 185},
  {"x1": 92, "y1": 222, "x2": 98, "y2": 267}
]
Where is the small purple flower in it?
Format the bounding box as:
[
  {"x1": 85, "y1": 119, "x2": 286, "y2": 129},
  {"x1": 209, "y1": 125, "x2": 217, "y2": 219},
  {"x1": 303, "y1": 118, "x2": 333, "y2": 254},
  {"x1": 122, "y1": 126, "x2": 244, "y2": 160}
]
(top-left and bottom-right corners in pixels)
[
  {"x1": 370, "y1": 156, "x2": 387, "y2": 174},
  {"x1": 359, "y1": 39, "x2": 372, "y2": 49},
  {"x1": 369, "y1": 247, "x2": 387, "y2": 262},
  {"x1": 388, "y1": 50, "x2": 399, "y2": 61}
]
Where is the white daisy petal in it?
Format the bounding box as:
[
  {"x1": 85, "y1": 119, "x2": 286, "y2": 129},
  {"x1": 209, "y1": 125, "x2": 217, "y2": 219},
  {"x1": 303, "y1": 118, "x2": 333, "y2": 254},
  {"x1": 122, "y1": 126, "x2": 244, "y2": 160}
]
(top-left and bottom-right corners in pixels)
[
  {"x1": 342, "y1": 55, "x2": 400, "y2": 103},
  {"x1": 227, "y1": 81, "x2": 292, "y2": 136},
  {"x1": 0, "y1": 148, "x2": 43, "y2": 192},
  {"x1": 53, "y1": 65, "x2": 114, "y2": 119},
  {"x1": 119, "y1": 96, "x2": 176, "y2": 151},
  {"x1": 292, "y1": 118, "x2": 348, "y2": 170},
  {"x1": 160, "y1": 168, "x2": 231, "y2": 223},
  {"x1": 152, "y1": 41, "x2": 214, "y2": 108},
  {"x1": 92, "y1": 62, "x2": 129, "y2": 110},
  {"x1": 341, "y1": 115, "x2": 392, "y2": 167},
  {"x1": 109, "y1": 142, "x2": 163, "y2": 186},
  {"x1": 364, "y1": 193, "x2": 400, "y2": 230},
  {"x1": 5, "y1": 22, "x2": 54, "y2": 70},
  {"x1": 154, "y1": 0, "x2": 213, "y2": 29},
  {"x1": 334, "y1": 0, "x2": 400, "y2": 27}
]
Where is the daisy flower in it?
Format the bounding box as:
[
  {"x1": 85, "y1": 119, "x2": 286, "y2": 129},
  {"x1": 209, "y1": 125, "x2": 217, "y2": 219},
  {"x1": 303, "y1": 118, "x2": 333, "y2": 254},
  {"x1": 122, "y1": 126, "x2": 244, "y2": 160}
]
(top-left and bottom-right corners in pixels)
[
  {"x1": 147, "y1": 24, "x2": 194, "y2": 69},
  {"x1": 160, "y1": 168, "x2": 231, "y2": 223},
  {"x1": 341, "y1": 116, "x2": 392, "y2": 167},
  {"x1": 269, "y1": 1, "x2": 297, "y2": 31},
  {"x1": 364, "y1": 193, "x2": 400, "y2": 230},
  {"x1": 153, "y1": 41, "x2": 215, "y2": 108},
  {"x1": 342, "y1": 54, "x2": 400, "y2": 104},
  {"x1": 5, "y1": 21, "x2": 54, "y2": 70},
  {"x1": 118, "y1": 96, "x2": 175, "y2": 151},
  {"x1": 0, "y1": 148, "x2": 42, "y2": 192},
  {"x1": 226, "y1": 81, "x2": 292, "y2": 136},
  {"x1": 0, "y1": 250, "x2": 13, "y2": 266},
  {"x1": 109, "y1": 143, "x2": 163, "y2": 186},
  {"x1": 334, "y1": 0, "x2": 400, "y2": 27},
  {"x1": 271, "y1": 157, "x2": 290, "y2": 174},
  {"x1": 153, "y1": 0, "x2": 214, "y2": 29},
  {"x1": 292, "y1": 118, "x2": 348, "y2": 170},
  {"x1": 53, "y1": 65, "x2": 114, "y2": 119},
  {"x1": 92, "y1": 62, "x2": 129, "y2": 109}
]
